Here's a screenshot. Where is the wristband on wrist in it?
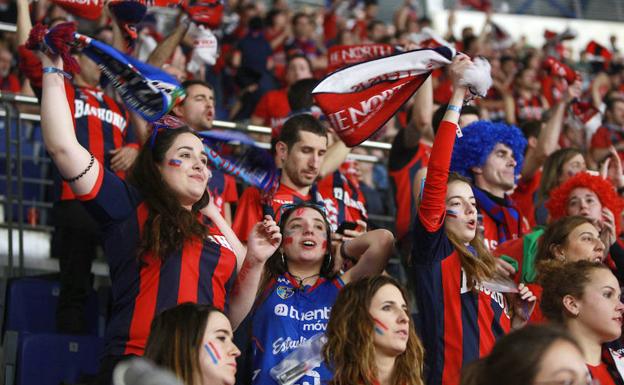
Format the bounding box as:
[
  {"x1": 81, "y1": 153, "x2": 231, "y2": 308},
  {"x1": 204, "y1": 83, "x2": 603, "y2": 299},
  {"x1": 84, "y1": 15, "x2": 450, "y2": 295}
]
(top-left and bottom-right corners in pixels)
[
  {"x1": 42, "y1": 66, "x2": 72, "y2": 80},
  {"x1": 447, "y1": 104, "x2": 462, "y2": 113}
]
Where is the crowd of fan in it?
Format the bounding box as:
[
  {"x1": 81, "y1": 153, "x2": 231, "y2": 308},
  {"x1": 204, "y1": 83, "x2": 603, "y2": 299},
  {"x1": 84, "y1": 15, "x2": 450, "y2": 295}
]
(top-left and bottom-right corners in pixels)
[{"x1": 5, "y1": 1, "x2": 624, "y2": 385}]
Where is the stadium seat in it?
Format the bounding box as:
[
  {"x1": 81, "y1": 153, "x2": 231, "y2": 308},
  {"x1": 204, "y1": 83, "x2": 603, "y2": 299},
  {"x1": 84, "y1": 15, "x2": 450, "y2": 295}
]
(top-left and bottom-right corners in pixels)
[
  {"x1": 3, "y1": 276, "x2": 99, "y2": 336},
  {"x1": 13, "y1": 333, "x2": 104, "y2": 385},
  {"x1": 2, "y1": 277, "x2": 104, "y2": 385}
]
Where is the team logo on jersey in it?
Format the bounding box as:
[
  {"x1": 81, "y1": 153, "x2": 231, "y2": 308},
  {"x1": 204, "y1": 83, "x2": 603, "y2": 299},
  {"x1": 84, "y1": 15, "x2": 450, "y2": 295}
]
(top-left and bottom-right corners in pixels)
[{"x1": 277, "y1": 285, "x2": 294, "y2": 299}]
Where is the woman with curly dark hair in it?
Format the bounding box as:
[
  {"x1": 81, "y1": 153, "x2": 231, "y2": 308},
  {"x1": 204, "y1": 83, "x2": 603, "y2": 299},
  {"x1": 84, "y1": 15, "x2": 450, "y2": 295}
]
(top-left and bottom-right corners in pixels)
[
  {"x1": 324, "y1": 275, "x2": 425, "y2": 385},
  {"x1": 38, "y1": 50, "x2": 281, "y2": 384}
]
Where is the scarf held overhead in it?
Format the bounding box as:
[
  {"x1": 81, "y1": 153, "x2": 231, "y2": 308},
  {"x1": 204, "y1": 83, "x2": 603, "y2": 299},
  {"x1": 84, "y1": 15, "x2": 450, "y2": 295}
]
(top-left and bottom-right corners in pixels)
[
  {"x1": 312, "y1": 46, "x2": 455, "y2": 147},
  {"x1": 26, "y1": 23, "x2": 184, "y2": 122}
]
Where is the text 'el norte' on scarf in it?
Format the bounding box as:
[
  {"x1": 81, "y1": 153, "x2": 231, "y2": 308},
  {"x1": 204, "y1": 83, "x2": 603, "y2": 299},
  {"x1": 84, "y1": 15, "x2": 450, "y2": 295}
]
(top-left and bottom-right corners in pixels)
[{"x1": 312, "y1": 46, "x2": 455, "y2": 147}]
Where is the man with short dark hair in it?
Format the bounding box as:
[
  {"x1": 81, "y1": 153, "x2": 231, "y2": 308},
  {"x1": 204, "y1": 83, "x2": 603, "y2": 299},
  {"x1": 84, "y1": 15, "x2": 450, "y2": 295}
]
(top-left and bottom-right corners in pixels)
[
  {"x1": 233, "y1": 114, "x2": 328, "y2": 241},
  {"x1": 173, "y1": 80, "x2": 216, "y2": 131}
]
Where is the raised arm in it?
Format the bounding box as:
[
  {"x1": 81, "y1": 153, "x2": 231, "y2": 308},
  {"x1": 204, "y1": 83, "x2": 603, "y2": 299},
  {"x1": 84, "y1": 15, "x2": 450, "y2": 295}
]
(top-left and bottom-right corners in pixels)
[
  {"x1": 319, "y1": 136, "x2": 350, "y2": 178},
  {"x1": 16, "y1": 0, "x2": 32, "y2": 46},
  {"x1": 418, "y1": 55, "x2": 470, "y2": 231},
  {"x1": 521, "y1": 80, "x2": 582, "y2": 180},
  {"x1": 228, "y1": 216, "x2": 281, "y2": 329},
  {"x1": 147, "y1": 13, "x2": 191, "y2": 68},
  {"x1": 40, "y1": 54, "x2": 100, "y2": 197},
  {"x1": 341, "y1": 229, "x2": 394, "y2": 283},
  {"x1": 407, "y1": 75, "x2": 434, "y2": 146}
]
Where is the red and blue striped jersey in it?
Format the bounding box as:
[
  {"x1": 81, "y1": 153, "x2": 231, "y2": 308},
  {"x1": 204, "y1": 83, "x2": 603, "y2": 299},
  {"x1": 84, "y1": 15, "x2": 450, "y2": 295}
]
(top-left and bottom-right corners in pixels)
[
  {"x1": 317, "y1": 170, "x2": 367, "y2": 229},
  {"x1": 78, "y1": 163, "x2": 237, "y2": 357},
  {"x1": 207, "y1": 169, "x2": 238, "y2": 217},
  {"x1": 233, "y1": 183, "x2": 327, "y2": 242},
  {"x1": 411, "y1": 121, "x2": 511, "y2": 385},
  {"x1": 388, "y1": 133, "x2": 431, "y2": 241},
  {"x1": 54, "y1": 82, "x2": 138, "y2": 201},
  {"x1": 411, "y1": 226, "x2": 512, "y2": 385}
]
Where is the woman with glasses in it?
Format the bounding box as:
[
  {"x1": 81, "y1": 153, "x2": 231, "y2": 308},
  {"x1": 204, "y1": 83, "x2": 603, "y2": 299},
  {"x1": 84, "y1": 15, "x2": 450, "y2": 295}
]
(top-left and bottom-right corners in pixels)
[
  {"x1": 460, "y1": 325, "x2": 589, "y2": 385},
  {"x1": 540, "y1": 260, "x2": 624, "y2": 385},
  {"x1": 411, "y1": 54, "x2": 536, "y2": 385},
  {"x1": 249, "y1": 201, "x2": 394, "y2": 385},
  {"x1": 37, "y1": 50, "x2": 281, "y2": 384},
  {"x1": 324, "y1": 275, "x2": 425, "y2": 385}
]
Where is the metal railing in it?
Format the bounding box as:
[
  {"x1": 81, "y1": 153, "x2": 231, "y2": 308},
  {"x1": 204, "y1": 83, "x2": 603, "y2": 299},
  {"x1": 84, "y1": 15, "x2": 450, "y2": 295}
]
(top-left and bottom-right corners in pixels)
[{"x1": 0, "y1": 92, "x2": 396, "y2": 277}]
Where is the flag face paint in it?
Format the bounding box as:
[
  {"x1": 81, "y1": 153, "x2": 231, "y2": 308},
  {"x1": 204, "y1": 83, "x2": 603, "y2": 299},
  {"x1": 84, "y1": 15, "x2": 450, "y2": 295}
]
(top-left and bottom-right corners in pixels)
[
  {"x1": 446, "y1": 210, "x2": 459, "y2": 218},
  {"x1": 373, "y1": 318, "x2": 388, "y2": 335},
  {"x1": 168, "y1": 159, "x2": 182, "y2": 167},
  {"x1": 283, "y1": 237, "x2": 293, "y2": 245},
  {"x1": 204, "y1": 343, "x2": 219, "y2": 365},
  {"x1": 208, "y1": 342, "x2": 222, "y2": 360}
]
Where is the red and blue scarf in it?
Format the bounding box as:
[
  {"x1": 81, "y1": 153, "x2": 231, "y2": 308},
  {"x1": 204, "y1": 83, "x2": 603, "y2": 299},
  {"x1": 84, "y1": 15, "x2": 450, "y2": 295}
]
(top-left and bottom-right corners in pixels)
[{"x1": 473, "y1": 186, "x2": 524, "y2": 244}]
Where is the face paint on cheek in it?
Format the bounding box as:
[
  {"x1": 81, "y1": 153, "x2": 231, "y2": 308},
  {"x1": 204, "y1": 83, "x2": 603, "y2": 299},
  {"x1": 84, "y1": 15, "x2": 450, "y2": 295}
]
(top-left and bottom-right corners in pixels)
[
  {"x1": 295, "y1": 208, "x2": 305, "y2": 217},
  {"x1": 373, "y1": 318, "x2": 388, "y2": 335},
  {"x1": 168, "y1": 159, "x2": 182, "y2": 167},
  {"x1": 204, "y1": 342, "x2": 221, "y2": 365},
  {"x1": 322, "y1": 240, "x2": 327, "y2": 249},
  {"x1": 284, "y1": 237, "x2": 293, "y2": 245},
  {"x1": 446, "y1": 210, "x2": 459, "y2": 218}
]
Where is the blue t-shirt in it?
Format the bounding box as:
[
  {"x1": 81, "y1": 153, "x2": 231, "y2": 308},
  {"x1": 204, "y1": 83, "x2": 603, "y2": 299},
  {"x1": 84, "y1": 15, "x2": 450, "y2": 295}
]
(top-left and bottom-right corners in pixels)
[{"x1": 251, "y1": 272, "x2": 344, "y2": 385}]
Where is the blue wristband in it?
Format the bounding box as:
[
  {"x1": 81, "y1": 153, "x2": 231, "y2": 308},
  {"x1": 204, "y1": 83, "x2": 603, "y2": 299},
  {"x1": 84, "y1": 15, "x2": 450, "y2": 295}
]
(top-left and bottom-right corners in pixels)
[
  {"x1": 447, "y1": 104, "x2": 462, "y2": 113},
  {"x1": 42, "y1": 66, "x2": 72, "y2": 80}
]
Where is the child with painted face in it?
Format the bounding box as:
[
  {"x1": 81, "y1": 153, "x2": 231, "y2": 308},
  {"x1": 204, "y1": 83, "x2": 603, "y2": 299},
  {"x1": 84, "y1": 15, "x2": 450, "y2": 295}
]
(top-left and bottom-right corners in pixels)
[
  {"x1": 410, "y1": 54, "x2": 536, "y2": 385},
  {"x1": 145, "y1": 303, "x2": 240, "y2": 385},
  {"x1": 249, "y1": 202, "x2": 394, "y2": 385},
  {"x1": 38, "y1": 52, "x2": 281, "y2": 384},
  {"x1": 540, "y1": 261, "x2": 624, "y2": 385},
  {"x1": 324, "y1": 275, "x2": 425, "y2": 385}
]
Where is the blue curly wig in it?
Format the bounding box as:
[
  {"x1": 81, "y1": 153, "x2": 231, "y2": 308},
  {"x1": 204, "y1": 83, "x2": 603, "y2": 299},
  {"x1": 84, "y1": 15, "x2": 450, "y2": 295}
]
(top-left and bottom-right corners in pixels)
[{"x1": 450, "y1": 120, "x2": 527, "y2": 181}]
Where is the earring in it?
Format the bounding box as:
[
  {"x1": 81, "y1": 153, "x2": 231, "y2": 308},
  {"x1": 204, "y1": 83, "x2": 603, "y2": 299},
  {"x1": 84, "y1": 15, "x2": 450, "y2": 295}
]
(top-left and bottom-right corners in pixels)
[{"x1": 281, "y1": 251, "x2": 286, "y2": 267}]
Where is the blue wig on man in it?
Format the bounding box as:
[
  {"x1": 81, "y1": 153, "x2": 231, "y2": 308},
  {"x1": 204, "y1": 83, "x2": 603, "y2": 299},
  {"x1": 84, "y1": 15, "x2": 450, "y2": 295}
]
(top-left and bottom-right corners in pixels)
[{"x1": 450, "y1": 120, "x2": 527, "y2": 182}]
